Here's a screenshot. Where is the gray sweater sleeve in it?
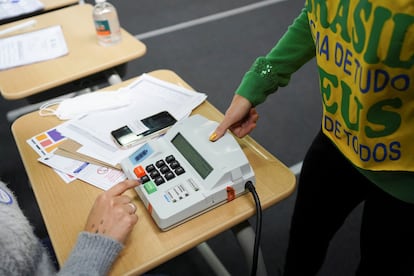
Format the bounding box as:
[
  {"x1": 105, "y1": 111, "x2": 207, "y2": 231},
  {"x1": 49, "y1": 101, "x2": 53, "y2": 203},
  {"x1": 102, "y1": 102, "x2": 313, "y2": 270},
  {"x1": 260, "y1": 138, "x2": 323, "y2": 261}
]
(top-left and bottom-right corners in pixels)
[
  {"x1": 0, "y1": 180, "x2": 124, "y2": 276},
  {"x1": 58, "y1": 232, "x2": 123, "y2": 276}
]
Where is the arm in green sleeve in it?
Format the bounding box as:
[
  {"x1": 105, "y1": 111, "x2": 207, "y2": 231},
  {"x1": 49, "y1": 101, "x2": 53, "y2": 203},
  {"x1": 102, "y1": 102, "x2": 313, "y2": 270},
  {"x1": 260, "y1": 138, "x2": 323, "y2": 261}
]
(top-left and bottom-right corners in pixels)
[{"x1": 236, "y1": 8, "x2": 316, "y2": 106}]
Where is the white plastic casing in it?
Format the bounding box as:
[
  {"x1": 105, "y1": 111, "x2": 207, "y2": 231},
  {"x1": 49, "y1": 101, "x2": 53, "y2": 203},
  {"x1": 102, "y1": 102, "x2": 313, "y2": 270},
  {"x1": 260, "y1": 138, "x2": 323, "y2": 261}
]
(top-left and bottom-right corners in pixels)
[{"x1": 120, "y1": 114, "x2": 255, "y2": 230}]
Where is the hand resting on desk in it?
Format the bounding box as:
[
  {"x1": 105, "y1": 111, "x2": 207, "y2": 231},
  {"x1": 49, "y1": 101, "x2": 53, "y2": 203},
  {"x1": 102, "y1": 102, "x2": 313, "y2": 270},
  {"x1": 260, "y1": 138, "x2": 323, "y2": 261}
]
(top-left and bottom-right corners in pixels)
[
  {"x1": 0, "y1": 179, "x2": 140, "y2": 275},
  {"x1": 84, "y1": 179, "x2": 140, "y2": 244}
]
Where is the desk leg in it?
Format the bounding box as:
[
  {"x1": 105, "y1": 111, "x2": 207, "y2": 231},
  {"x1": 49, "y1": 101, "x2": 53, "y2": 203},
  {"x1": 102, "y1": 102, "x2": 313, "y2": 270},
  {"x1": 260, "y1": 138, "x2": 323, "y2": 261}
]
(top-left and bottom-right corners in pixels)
[
  {"x1": 196, "y1": 242, "x2": 231, "y2": 276},
  {"x1": 104, "y1": 69, "x2": 122, "y2": 85},
  {"x1": 232, "y1": 220, "x2": 268, "y2": 276}
]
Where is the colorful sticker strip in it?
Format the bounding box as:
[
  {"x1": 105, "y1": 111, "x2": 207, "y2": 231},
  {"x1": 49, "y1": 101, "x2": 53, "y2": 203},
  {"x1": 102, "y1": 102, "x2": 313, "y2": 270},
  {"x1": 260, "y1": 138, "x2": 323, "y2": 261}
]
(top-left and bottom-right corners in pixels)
[
  {"x1": 27, "y1": 127, "x2": 74, "y2": 183},
  {"x1": 28, "y1": 128, "x2": 66, "y2": 156}
]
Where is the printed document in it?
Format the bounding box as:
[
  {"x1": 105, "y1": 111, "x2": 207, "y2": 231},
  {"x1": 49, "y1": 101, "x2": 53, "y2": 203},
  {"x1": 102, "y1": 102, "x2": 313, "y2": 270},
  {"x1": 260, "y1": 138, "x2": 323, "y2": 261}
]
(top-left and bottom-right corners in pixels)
[
  {"x1": 57, "y1": 74, "x2": 207, "y2": 167},
  {"x1": 27, "y1": 125, "x2": 127, "y2": 190},
  {"x1": 28, "y1": 74, "x2": 207, "y2": 189},
  {"x1": 26, "y1": 125, "x2": 74, "y2": 183},
  {"x1": 0, "y1": 0, "x2": 44, "y2": 21},
  {"x1": 0, "y1": 25, "x2": 68, "y2": 70},
  {"x1": 39, "y1": 154, "x2": 127, "y2": 191}
]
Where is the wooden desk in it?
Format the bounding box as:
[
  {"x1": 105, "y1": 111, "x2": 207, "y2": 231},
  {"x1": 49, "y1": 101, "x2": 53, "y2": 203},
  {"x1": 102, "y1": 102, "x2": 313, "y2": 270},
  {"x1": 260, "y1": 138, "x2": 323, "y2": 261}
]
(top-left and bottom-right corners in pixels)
[
  {"x1": 0, "y1": 0, "x2": 78, "y2": 24},
  {"x1": 41, "y1": 0, "x2": 78, "y2": 11},
  {"x1": 0, "y1": 4, "x2": 146, "y2": 100},
  {"x1": 11, "y1": 70, "x2": 295, "y2": 275}
]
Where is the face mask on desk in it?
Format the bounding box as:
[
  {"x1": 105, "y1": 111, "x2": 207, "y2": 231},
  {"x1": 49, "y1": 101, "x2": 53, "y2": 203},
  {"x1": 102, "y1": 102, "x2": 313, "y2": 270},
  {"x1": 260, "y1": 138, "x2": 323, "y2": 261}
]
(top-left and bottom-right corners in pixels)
[{"x1": 39, "y1": 91, "x2": 130, "y2": 120}]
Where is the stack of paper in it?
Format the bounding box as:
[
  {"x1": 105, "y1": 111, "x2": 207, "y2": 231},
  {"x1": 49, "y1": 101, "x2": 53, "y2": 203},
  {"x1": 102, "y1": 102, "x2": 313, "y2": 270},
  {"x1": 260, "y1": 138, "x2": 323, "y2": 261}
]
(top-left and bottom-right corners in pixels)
[
  {"x1": 0, "y1": 25, "x2": 68, "y2": 70},
  {"x1": 28, "y1": 74, "x2": 207, "y2": 190},
  {"x1": 0, "y1": 0, "x2": 44, "y2": 21}
]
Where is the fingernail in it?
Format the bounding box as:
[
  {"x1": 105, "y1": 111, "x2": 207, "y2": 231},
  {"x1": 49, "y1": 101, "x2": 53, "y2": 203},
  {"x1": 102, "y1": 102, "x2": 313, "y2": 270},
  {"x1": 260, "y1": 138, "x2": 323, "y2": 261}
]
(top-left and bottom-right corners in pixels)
[{"x1": 209, "y1": 132, "x2": 217, "y2": 141}]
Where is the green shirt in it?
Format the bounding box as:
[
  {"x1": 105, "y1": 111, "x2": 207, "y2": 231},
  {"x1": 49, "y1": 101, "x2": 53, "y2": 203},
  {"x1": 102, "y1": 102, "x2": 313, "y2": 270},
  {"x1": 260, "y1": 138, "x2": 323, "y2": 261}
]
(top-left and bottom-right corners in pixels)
[{"x1": 235, "y1": 2, "x2": 414, "y2": 203}]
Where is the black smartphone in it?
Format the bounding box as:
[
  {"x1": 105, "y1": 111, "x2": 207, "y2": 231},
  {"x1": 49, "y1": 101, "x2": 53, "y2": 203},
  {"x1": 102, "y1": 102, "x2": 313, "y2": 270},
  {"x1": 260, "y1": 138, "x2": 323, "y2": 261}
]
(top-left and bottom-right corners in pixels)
[{"x1": 111, "y1": 111, "x2": 177, "y2": 148}]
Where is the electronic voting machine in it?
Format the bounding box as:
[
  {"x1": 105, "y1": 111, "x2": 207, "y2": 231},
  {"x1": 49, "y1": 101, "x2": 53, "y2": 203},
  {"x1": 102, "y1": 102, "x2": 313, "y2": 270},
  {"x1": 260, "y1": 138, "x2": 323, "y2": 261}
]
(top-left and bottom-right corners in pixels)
[{"x1": 120, "y1": 114, "x2": 255, "y2": 230}]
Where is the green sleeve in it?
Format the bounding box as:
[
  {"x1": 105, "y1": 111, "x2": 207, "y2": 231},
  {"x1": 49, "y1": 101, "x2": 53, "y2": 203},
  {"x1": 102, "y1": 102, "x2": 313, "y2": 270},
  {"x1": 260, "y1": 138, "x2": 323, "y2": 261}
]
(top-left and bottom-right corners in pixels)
[{"x1": 236, "y1": 8, "x2": 316, "y2": 106}]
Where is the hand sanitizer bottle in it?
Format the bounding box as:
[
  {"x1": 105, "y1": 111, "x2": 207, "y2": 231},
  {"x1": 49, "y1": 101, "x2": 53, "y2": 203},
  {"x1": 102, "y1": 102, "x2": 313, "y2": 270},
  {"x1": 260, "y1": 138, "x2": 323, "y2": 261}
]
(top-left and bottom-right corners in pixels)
[{"x1": 92, "y1": 0, "x2": 122, "y2": 46}]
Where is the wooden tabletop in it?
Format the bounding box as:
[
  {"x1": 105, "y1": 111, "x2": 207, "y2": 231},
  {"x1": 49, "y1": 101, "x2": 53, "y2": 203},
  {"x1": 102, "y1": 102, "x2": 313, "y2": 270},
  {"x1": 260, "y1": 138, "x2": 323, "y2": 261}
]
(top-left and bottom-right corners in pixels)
[
  {"x1": 41, "y1": 0, "x2": 78, "y2": 11},
  {"x1": 0, "y1": 4, "x2": 146, "y2": 100},
  {"x1": 11, "y1": 69, "x2": 296, "y2": 275}
]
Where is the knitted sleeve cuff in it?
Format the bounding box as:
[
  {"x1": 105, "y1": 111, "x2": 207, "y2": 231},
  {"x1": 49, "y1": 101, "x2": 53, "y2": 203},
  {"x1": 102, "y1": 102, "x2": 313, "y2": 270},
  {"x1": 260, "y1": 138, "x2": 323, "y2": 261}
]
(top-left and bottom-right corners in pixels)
[{"x1": 58, "y1": 232, "x2": 123, "y2": 276}]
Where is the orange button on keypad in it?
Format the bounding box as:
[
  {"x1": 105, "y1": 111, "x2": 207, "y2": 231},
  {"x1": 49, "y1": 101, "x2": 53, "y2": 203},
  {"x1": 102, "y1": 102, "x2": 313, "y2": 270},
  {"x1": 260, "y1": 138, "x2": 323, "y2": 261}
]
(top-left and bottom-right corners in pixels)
[{"x1": 133, "y1": 165, "x2": 146, "y2": 178}]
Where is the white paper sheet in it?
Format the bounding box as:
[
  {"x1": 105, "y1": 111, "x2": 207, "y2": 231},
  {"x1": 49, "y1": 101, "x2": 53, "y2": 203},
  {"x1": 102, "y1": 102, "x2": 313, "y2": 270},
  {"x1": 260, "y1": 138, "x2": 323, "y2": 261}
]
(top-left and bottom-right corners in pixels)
[
  {"x1": 28, "y1": 74, "x2": 207, "y2": 188},
  {"x1": 0, "y1": 0, "x2": 44, "y2": 21},
  {"x1": 26, "y1": 126, "x2": 74, "y2": 183},
  {"x1": 38, "y1": 154, "x2": 127, "y2": 190},
  {"x1": 0, "y1": 25, "x2": 68, "y2": 70},
  {"x1": 58, "y1": 74, "x2": 207, "y2": 166}
]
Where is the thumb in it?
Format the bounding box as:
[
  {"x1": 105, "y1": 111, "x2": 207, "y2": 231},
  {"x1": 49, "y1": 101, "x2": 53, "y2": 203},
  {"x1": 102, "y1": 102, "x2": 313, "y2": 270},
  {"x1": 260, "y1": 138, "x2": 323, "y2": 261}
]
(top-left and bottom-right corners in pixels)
[{"x1": 209, "y1": 121, "x2": 231, "y2": 142}]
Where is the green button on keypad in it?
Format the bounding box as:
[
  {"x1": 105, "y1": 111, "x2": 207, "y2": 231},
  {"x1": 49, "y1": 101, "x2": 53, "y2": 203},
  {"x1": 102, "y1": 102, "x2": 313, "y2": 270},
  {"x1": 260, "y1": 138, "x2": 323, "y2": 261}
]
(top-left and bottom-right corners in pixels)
[{"x1": 144, "y1": 181, "x2": 157, "y2": 194}]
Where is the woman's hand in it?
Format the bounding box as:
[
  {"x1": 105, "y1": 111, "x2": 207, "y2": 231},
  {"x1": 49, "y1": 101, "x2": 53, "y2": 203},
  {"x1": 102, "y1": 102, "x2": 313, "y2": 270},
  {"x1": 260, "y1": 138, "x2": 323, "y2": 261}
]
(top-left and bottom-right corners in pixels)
[
  {"x1": 84, "y1": 179, "x2": 140, "y2": 244},
  {"x1": 210, "y1": 94, "x2": 259, "y2": 141}
]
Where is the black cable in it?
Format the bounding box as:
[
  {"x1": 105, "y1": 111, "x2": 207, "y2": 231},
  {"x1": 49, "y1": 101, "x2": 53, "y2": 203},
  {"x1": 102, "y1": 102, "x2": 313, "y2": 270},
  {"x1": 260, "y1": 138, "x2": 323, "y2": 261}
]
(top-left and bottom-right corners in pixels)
[{"x1": 245, "y1": 181, "x2": 262, "y2": 276}]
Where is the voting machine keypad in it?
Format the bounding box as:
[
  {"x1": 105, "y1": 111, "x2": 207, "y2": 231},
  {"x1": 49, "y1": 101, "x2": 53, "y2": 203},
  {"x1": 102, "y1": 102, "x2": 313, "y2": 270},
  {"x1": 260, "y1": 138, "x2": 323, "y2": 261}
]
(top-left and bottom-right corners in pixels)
[{"x1": 134, "y1": 154, "x2": 186, "y2": 187}]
